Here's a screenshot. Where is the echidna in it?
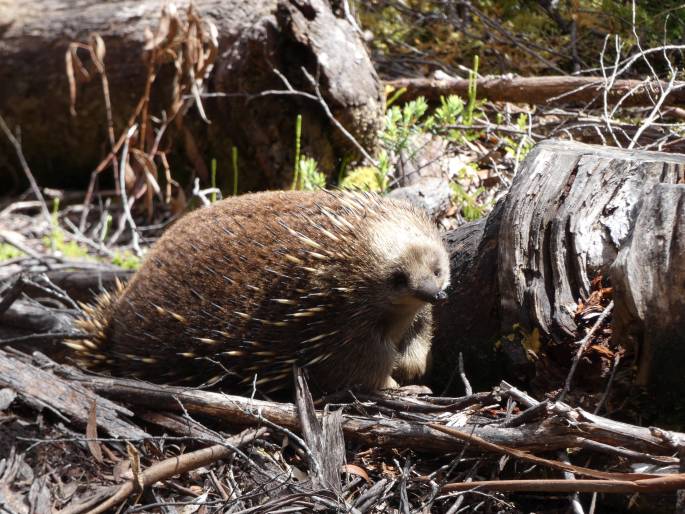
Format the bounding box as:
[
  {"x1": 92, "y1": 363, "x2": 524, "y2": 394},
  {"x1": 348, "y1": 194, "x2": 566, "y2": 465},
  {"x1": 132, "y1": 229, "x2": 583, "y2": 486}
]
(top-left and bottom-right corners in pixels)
[{"x1": 68, "y1": 190, "x2": 450, "y2": 394}]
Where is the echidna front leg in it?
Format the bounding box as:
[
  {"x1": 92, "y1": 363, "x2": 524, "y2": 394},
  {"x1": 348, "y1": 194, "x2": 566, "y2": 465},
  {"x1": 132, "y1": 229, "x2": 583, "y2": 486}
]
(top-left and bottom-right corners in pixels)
[
  {"x1": 382, "y1": 376, "x2": 400, "y2": 389},
  {"x1": 392, "y1": 308, "x2": 432, "y2": 385}
]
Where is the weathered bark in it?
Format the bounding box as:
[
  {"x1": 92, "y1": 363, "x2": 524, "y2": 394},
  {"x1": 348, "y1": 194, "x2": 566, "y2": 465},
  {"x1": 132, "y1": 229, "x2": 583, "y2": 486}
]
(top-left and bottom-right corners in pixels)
[
  {"x1": 431, "y1": 202, "x2": 504, "y2": 392},
  {"x1": 611, "y1": 183, "x2": 685, "y2": 402},
  {"x1": 0, "y1": 347, "x2": 148, "y2": 439},
  {"x1": 0, "y1": 0, "x2": 383, "y2": 191},
  {"x1": 387, "y1": 75, "x2": 685, "y2": 108},
  {"x1": 433, "y1": 140, "x2": 685, "y2": 401}
]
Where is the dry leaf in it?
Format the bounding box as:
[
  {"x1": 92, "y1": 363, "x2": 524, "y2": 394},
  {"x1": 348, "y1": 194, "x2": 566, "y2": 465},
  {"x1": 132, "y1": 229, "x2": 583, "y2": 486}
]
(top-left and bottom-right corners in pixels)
[
  {"x1": 65, "y1": 43, "x2": 93, "y2": 116},
  {"x1": 86, "y1": 400, "x2": 104, "y2": 463},
  {"x1": 341, "y1": 464, "x2": 370, "y2": 483},
  {"x1": 127, "y1": 442, "x2": 144, "y2": 493},
  {"x1": 89, "y1": 33, "x2": 106, "y2": 73}
]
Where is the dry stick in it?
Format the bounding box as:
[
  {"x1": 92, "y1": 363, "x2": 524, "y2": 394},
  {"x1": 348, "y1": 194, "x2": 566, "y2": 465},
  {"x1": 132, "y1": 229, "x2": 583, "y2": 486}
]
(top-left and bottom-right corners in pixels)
[
  {"x1": 594, "y1": 353, "x2": 621, "y2": 415},
  {"x1": 427, "y1": 423, "x2": 660, "y2": 482},
  {"x1": 85, "y1": 34, "x2": 122, "y2": 200},
  {"x1": 116, "y1": 124, "x2": 141, "y2": 254},
  {"x1": 256, "y1": 67, "x2": 379, "y2": 168},
  {"x1": 558, "y1": 450, "x2": 586, "y2": 514},
  {"x1": 600, "y1": 35, "x2": 624, "y2": 145},
  {"x1": 558, "y1": 300, "x2": 614, "y2": 403},
  {"x1": 628, "y1": 57, "x2": 680, "y2": 149},
  {"x1": 81, "y1": 427, "x2": 266, "y2": 514},
  {"x1": 0, "y1": 114, "x2": 51, "y2": 225},
  {"x1": 442, "y1": 474, "x2": 685, "y2": 494},
  {"x1": 79, "y1": 95, "x2": 147, "y2": 232},
  {"x1": 299, "y1": 67, "x2": 378, "y2": 167},
  {"x1": 458, "y1": 352, "x2": 472, "y2": 396},
  {"x1": 0, "y1": 275, "x2": 25, "y2": 316},
  {"x1": 386, "y1": 75, "x2": 685, "y2": 107}
]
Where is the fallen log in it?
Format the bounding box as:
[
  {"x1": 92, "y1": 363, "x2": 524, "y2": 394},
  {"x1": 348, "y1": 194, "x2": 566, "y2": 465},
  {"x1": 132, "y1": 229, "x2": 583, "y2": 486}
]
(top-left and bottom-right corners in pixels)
[
  {"x1": 433, "y1": 139, "x2": 685, "y2": 408},
  {"x1": 387, "y1": 75, "x2": 685, "y2": 107},
  {"x1": 0, "y1": 0, "x2": 383, "y2": 191},
  {"x1": 0, "y1": 348, "x2": 147, "y2": 439},
  {"x1": 22, "y1": 352, "x2": 679, "y2": 456}
]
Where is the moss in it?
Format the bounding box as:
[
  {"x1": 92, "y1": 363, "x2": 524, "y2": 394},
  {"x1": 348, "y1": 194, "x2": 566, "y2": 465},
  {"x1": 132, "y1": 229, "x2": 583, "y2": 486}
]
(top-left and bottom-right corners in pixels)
[
  {"x1": 340, "y1": 166, "x2": 386, "y2": 192},
  {"x1": 111, "y1": 250, "x2": 141, "y2": 270},
  {"x1": 0, "y1": 243, "x2": 24, "y2": 261}
]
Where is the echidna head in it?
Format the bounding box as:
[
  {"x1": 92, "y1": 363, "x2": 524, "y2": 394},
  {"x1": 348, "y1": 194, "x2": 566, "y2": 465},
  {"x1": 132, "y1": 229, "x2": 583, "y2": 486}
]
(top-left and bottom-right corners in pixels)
[
  {"x1": 386, "y1": 240, "x2": 450, "y2": 307},
  {"x1": 360, "y1": 204, "x2": 451, "y2": 322}
]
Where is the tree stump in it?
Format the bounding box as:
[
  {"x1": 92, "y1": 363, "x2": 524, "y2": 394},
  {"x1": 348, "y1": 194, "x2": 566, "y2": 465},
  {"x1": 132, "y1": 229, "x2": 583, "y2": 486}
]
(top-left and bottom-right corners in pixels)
[
  {"x1": 433, "y1": 140, "x2": 685, "y2": 405},
  {"x1": 0, "y1": 0, "x2": 383, "y2": 191}
]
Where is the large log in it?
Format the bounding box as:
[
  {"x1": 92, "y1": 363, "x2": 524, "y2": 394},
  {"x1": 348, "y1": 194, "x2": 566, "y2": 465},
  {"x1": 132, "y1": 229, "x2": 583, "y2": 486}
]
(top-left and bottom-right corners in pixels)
[
  {"x1": 433, "y1": 140, "x2": 685, "y2": 403},
  {"x1": 611, "y1": 183, "x2": 685, "y2": 402},
  {"x1": 0, "y1": 0, "x2": 383, "y2": 191}
]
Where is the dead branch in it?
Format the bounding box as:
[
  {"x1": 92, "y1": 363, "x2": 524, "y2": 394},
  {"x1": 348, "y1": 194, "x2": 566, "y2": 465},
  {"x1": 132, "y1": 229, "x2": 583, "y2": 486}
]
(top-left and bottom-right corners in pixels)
[
  {"x1": 558, "y1": 300, "x2": 614, "y2": 403},
  {"x1": 441, "y1": 474, "x2": 685, "y2": 494},
  {"x1": 387, "y1": 75, "x2": 685, "y2": 107},
  {"x1": 0, "y1": 114, "x2": 51, "y2": 225},
  {"x1": 16, "y1": 353, "x2": 677, "y2": 457},
  {"x1": 78, "y1": 427, "x2": 266, "y2": 514},
  {"x1": 427, "y1": 423, "x2": 659, "y2": 481}
]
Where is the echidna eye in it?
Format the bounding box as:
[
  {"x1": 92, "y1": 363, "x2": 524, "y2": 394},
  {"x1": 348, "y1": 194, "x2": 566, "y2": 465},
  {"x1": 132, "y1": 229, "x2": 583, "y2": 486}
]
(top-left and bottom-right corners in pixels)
[
  {"x1": 390, "y1": 271, "x2": 408, "y2": 288},
  {"x1": 433, "y1": 269, "x2": 441, "y2": 277}
]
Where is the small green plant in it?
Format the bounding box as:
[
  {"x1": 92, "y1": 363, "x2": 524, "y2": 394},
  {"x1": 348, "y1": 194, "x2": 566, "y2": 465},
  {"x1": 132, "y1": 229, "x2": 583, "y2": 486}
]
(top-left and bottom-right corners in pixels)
[
  {"x1": 503, "y1": 113, "x2": 535, "y2": 162},
  {"x1": 43, "y1": 197, "x2": 91, "y2": 259},
  {"x1": 231, "y1": 146, "x2": 239, "y2": 196},
  {"x1": 464, "y1": 55, "x2": 479, "y2": 125},
  {"x1": 210, "y1": 158, "x2": 218, "y2": 203},
  {"x1": 449, "y1": 162, "x2": 488, "y2": 221},
  {"x1": 48, "y1": 197, "x2": 60, "y2": 252},
  {"x1": 288, "y1": 114, "x2": 326, "y2": 191},
  {"x1": 0, "y1": 243, "x2": 24, "y2": 261},
  {"x1": 43, "y1": 230, "x2": 91, "y2": 260},
  {"x1": 296, "y1": 157, "x2": 326, "y2": 191},
  {"x1": 381, "y1": 96, "x2": 429, "y2": 156},
  {"x1": 451, "y1": 181, "x2": 487, "y2": 221},
  {"x1": 385, "y1": 86, "x2": 406, "y2": 108},
  {"x1": 111, "y1": 249, "x2": 141, "y2": 270},
  {"x1": 291, "y1": 114, "x2": 303, "y2": 190},
  {"x1": 100, "y1": 214, "x2": 112, "y2": 242},
  {"x1": 382, "y1": 94, "x2": 485, "y2": 160}
]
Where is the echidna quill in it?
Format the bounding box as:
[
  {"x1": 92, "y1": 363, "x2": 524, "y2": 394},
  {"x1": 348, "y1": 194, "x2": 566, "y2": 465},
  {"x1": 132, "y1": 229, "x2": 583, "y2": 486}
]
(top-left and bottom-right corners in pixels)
[{"x1": 68, "y1": 190, "x2": 450, "y2": 394}]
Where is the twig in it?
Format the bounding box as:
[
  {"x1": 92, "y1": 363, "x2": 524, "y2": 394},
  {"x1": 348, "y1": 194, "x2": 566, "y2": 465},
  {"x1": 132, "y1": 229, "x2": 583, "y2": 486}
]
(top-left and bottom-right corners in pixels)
[
  {"x1": 427, "y1": 422, "x2": 660, "y2": 481},
  {"x1": 0, "y1": 332, "x2": 87, "y2": 347},
  {"x1": 82, "y1": 427, "x2": 266, "y2": 514},
  {"x1": 24, "y1": 274, "x2": 80, "y2": 311},
  {"x1": 117, "y1": 124, "x2": 141, "y2": 255},
  {"x1": 442, "y1": 474, "x2": 685, "y2": 494},
  {"x1": 558, "y1": 300, "x2": 614, "y2": 403},
  {"x1": 497, "y1": 400, "x2": 549, "y2": 428},
  {"x1": 0, "y1": 275, "x2": 25, "y2": 315},
  {"x1": 298, "y1": 67, "x2": 379, "y2": 167},
  {"x1": 558, "y1": 450, "x2": 586, "y2": 514},
  {"x1": 0, "y1": 114, "x2": 51, "y2": 225},
  {"x1": 458, "y1": 352, "x2": 472, "y2": 396},
  {"x1": 594, "y1": 353, "x2": 621, "y2": 415},
  {"x1": 628, "y1": 8, "x2": 680, "y2": 148},
  {"x1": 599, "y1": 35, "x2": 623, "y2": 147}
]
